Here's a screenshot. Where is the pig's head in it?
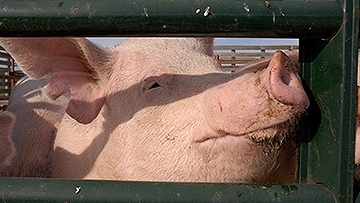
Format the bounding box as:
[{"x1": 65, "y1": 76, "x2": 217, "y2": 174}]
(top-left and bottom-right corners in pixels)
[{"x1": 0, "y1": 38, "x2": 309, "y2": 183}]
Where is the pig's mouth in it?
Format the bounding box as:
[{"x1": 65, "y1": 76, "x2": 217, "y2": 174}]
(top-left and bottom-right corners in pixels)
[{"x1": 197, "y1": 117, "x2": 298, "y2": 153}]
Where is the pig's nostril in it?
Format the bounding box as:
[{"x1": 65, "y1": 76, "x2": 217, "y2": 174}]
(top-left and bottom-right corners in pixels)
[
  {"x1": 265, "y1": 51, "x2": 309, "y2": 108},
  {"x1": 280, "y1": 66, "x2": 291, "y2": 86}
]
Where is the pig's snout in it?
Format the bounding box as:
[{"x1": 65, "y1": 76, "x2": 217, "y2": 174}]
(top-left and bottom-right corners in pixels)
[{"x1": 262, "y1": 51, "x2": 309, "y2": 109}]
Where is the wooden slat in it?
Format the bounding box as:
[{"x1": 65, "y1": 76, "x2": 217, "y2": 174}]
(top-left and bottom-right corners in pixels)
[
  {"x1": 0, "y1": 81, "x2": 11, "y2": 86},
  {"x1": 0, "y1": 52, "x2": 11, "y2": 58},
  {"x1": 0, "y1": 89, "x2": 11, "y2": 94},
  {"x1": 221, "y1": 59, "x2": 259, "y2": 64},
  {"x1": 214, "y1": 45, "x2": 299, "y2": 51},
  {"x1": 216, "y1": 52, "x2": 275, "y2": 58},
  {"x1": 0, "y1": 67, "x2": 10, "y2": 72},
  {"x1": 0, "y1": 60, "x2": 11, "y2": 66},
  {"x1": 214, "y1": 45, "x2": 299, "y2": 70}
]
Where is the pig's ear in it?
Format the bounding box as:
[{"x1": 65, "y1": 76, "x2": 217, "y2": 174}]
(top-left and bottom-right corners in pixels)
[
  {"x1": 0, "y1": 38, "x2": 110, "y2": 124},
  {"x1": 196, "y1": 38, "x2": 214, "y2": 56}
]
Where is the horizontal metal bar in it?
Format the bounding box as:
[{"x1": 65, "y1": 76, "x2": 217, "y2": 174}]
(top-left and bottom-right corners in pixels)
[
  {"x1": 0, "y1": 0, "x2": 343, "y2": 38},
  {"x1": 216, "y1": 53, "x2": 274, "y2": 58},
  {"x1": 0, "y1": 90, "x2": 10, "y2": 94},
  {"x1": 0, "y1": 60, "x2": 11, "y2": 66},
  {"x1": 0, "y1": 177, "x2": 336, "y2": 203},
  {"x1": 221, "y1": 60, "x2": 258, "y2": 64},
  {"x1": 214, "y1": 45, "x2": 299, "y2": 51}
]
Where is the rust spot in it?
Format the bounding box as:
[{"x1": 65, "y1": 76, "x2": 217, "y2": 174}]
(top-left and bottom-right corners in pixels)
[
  {"x1": 70, "y1": 6, "x2": 80, "y2": 15},
  {"x1": 212, "y1": 191, "x2": 222, "y2": 202},
  {"x1": 313, "y1": 141, "x2": 321, "y2": 167}
]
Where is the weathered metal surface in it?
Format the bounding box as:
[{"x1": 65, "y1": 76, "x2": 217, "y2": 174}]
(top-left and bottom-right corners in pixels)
[
  {"x1": 0, "y1": 178, "x2": 336, "y2": 203},
  {"x1": 0, "y1": 0, "x2": 343, "y2": 38},
  {"x1": 0, "y1": 1, "x2": 358, "y2": 202},
  {"x1": 298, "y1": 0, "x2": 358, "y2": 202}
]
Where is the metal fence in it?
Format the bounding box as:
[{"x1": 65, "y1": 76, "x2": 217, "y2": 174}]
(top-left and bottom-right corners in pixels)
[
  {"x1": 0, "y1": 47, "x2": 24, "y2": 109},
  {"x1": 0, "y1": 0, "x2": 357, "y2": 202},
  {"x1": 214, "y1": 45, "x2": 299, "y2": 70}
]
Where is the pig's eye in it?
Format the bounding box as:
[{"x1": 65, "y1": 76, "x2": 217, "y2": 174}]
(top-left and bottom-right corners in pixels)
[
  {"x1": 143, "y1": 81, "x2": 162, "y2": 91},
  {"x1": 149, "y1": 82, "x2": 161, "y2": 89}
]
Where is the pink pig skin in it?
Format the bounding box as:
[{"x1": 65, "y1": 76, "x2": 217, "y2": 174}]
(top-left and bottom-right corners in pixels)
[
  {"x1": 355, "y1": 56, "x2": 360, "y2": 181},
  {"x1": 355, "y1": 87, "x2": 360, "y2": 180},
  {"x1": 0, "y1": 38, "x2": 309, "y2": 183},
  {"x1": 0, "y1": 111, "x2": 14, "y2": 168},
  {"x1": 1, "y1": 76, "x2": 69, "y2": 177}
]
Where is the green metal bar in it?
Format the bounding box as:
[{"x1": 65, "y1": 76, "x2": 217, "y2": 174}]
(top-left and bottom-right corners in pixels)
[
  {"x1": 0, "y1": 177, "x2": 336, "y2": 203},
  {"x1": 0, "y1": 0, "x2": 355, "y2": 202},
  {"x1": 298, "y1": 0, "x2": 359, "y2": 202},
  {"x1": 0, "y1": 0, "x2": 343, "y2": 38}
]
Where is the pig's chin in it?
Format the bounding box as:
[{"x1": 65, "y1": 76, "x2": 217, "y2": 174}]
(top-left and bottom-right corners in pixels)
[
  {"x1": 242, "y1": 118, "x2": 298, "y2": 153},
  {"x1": 193, "y1": 118, "x2": 299, "y2": 183}
]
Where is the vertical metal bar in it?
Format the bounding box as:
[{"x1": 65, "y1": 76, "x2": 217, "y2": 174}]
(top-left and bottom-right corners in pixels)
[
  {"x1": 231, "y1": 49, "x2": 236, "y2": 68},
  {"x1": 10, "y1": 57, "x2": 14, "y2": 88},
  {"x1": 261, "y1": 49, "x2": 266, "y2": 58},
  {"x1": 298, "y1": 0, "x2": 358, "y2": 202},
  {"x1": 0, "y1": 0, "x2": 350, "y2": 202}
]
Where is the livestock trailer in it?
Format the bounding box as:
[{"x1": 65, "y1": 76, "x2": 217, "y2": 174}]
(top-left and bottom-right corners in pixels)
[{"x1": 0, "y1": 0, "x2": 358, "y2": 202}]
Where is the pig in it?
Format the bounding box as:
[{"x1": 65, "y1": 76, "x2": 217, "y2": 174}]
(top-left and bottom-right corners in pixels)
[
  {"x1": 0, "y1": 111, "x2": 14, "y2": 166},
  {"x1": 1, "y1": 76, "x2": 68, "y2": 177},
  {"x1": 0, "y1": 38, "x2": 309, "y2": 183},
  {"x1": 355, "y1": 53, "x2": 360, "y2": 180},
  {"x1": 355, "y1": 86, "x2": 360, "y2": 180}
]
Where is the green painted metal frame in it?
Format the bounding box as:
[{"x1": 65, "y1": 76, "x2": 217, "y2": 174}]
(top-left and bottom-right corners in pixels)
[
  {"x1": 298, "y1": 0, "x2": 359, "y2": 202},
  {"x1": 0, "y1": 177, "x2": 336, "y2": 203},
  {"x1": 0, "y1": 0, "x2": 358, "y2": 202},
  {"x1": 0, "y1": 0, "x2": 343, "y2": 38}
]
